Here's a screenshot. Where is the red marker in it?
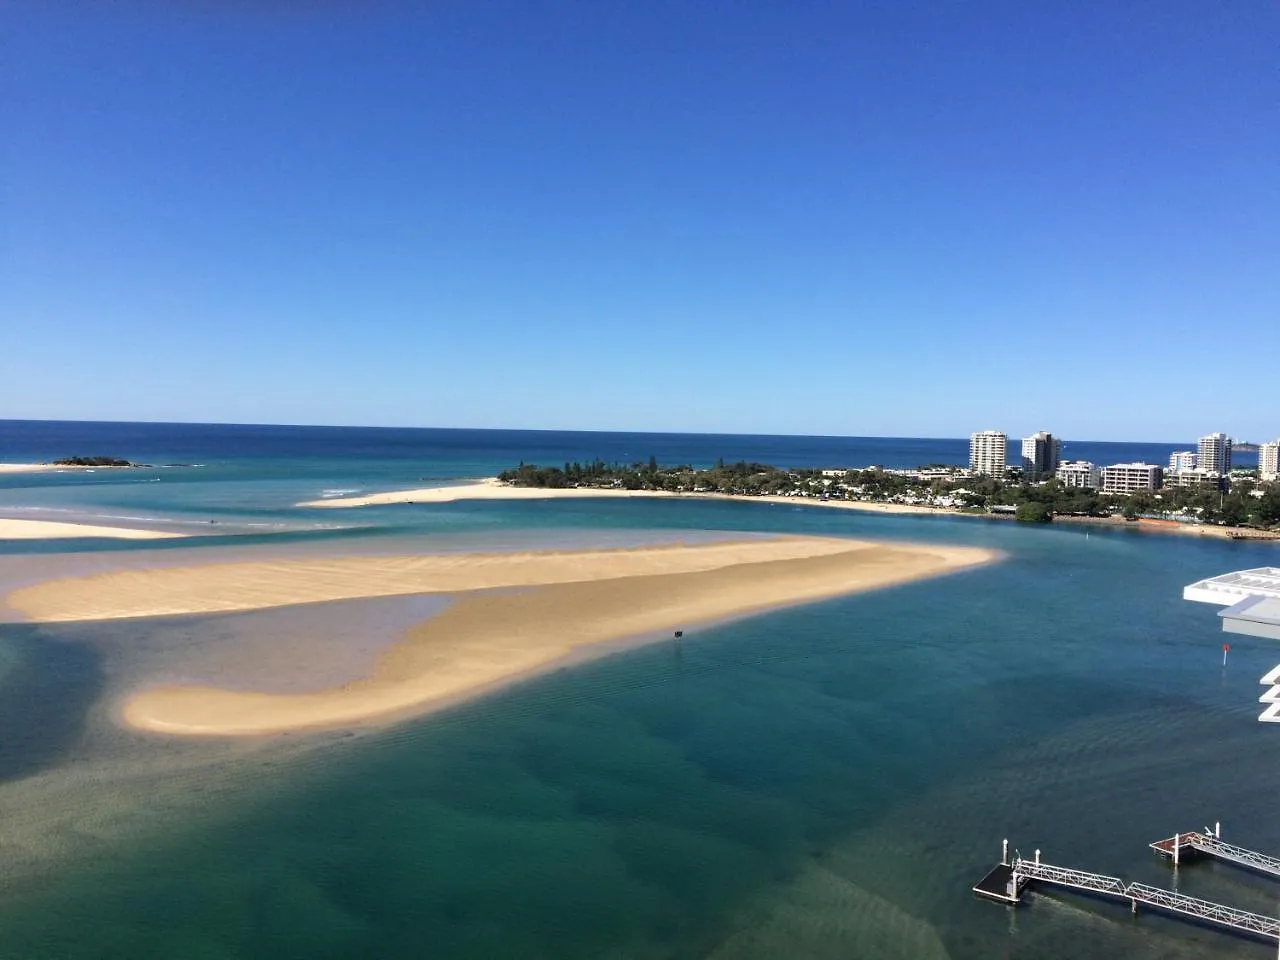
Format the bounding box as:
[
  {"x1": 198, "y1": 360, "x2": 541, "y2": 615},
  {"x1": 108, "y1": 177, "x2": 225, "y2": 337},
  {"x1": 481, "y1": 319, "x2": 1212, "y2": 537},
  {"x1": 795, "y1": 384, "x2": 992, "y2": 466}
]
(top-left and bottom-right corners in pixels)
[{"x1": 1223, "y1": 642, "x2": 1230, "y2": 666}]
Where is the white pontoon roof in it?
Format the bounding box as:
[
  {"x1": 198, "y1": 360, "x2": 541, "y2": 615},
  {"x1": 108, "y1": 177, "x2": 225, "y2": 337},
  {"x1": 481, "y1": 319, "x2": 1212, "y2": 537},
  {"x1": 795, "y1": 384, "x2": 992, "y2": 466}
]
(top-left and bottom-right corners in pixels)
[{"x1": 1185, "y1": 568, "x2": 1280, "y2": 641}]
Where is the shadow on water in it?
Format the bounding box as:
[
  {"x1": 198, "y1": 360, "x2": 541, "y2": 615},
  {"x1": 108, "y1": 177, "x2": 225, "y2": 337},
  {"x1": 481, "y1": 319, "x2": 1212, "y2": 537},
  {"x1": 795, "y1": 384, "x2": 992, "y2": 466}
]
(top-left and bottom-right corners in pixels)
[{"x1": 0, "y1": 626, "x2": 104, "y2": 783}]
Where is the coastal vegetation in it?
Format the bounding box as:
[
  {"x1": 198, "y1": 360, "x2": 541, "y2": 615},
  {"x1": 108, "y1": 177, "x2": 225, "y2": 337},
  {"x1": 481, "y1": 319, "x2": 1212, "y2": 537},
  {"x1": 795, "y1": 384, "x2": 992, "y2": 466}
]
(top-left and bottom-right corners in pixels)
[
  {"x1": 50, "y1": 456, "x2": 140, "y2": 467},
  {"x1": 498, "y1": 460, "x2": 1280, "y2": 530}
]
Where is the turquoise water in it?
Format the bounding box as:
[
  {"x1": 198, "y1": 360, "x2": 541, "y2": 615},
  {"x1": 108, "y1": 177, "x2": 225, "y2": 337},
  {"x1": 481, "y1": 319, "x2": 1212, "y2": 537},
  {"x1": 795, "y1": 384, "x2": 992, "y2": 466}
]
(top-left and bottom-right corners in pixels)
[{"x1": 1, "y1": 424, "x2": 1278, "y2": 958}]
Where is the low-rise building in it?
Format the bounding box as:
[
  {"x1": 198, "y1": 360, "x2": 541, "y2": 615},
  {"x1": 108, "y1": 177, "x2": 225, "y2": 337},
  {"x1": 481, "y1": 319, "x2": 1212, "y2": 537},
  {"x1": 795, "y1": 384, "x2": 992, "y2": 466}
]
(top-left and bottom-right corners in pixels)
[
  {"x1": 1164, "y1": 469, "x2": 1226, "y2": 491},
  {"x1": 1056, "y1": 460, "x2": 1101, "y2": 489},
  {"x1": 1101, "y1": 462, "x2": 1163, "y2": 494}
]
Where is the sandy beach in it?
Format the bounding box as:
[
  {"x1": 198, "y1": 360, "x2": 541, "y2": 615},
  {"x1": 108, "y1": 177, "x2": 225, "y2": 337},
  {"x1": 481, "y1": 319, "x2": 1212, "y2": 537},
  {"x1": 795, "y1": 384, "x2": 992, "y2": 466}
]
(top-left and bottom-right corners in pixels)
[
  {"x1": 0, "y1": 463, "x2": 135, "y2": 474},
  {"x1": 299, "y1": 477, "x2": 951, "y2": 516},
  {"x1": 3, "y1": 536, "x2": 995, "y2": 735},
  {"x1": 0, "y1": 519, "x2": 184, "y2": 541}
]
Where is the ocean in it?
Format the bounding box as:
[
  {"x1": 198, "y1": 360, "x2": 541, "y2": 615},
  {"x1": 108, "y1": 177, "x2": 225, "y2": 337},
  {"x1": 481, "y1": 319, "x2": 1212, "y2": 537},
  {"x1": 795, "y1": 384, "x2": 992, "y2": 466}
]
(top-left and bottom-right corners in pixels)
[{"x1": 0, "y1": 420, "x2": 1276, "y2": 959}]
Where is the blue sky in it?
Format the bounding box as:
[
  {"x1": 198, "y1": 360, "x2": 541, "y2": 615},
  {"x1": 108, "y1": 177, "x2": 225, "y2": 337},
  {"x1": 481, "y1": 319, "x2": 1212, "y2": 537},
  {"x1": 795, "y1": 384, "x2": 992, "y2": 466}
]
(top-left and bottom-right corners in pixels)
[{"x1": 2, "y1": 2, "x2": 1276, "y2": 441}]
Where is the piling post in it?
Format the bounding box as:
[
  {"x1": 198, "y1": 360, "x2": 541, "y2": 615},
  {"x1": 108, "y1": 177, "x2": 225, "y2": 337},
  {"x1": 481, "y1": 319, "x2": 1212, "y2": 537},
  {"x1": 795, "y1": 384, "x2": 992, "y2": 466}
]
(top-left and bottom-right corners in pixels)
[
  {"x1": 1216, "y1": 821, "x2": 1221, "y2": 839},
  {"x1": 1174, "y1": 833, "x2": 1180, "y2": 866},
  {"x1": 1002, "y1": 839, "x2": 1009, "y2": 867},
  {"x1": 1035, "y1": 849, "x2": 1041, "y2": 867}
]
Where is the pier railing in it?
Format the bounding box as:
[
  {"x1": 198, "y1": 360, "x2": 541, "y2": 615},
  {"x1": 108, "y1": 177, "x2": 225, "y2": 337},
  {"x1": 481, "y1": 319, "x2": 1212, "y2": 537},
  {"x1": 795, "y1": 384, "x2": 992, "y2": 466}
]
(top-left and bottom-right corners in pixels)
[
  {"x1": 1125, "y1": 883, "x2": 1280, "y2": 940},
  {"x1": 985, "y1": 847, "x2": 1280, "y2": 945},
  {"x1": 1188, "y1": 833, "x2": 1280, "y2": 878},
  {"x1": 1011, "y1": 857, "x2": 1126, "y2": 898}
]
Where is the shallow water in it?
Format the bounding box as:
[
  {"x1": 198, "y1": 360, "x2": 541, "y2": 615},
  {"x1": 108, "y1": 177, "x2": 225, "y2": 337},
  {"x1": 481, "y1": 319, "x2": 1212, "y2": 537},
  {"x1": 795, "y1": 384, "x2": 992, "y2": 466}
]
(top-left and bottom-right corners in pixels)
[{"x1": 0, "y1": 424, "x2": 1277, "y2": 958}]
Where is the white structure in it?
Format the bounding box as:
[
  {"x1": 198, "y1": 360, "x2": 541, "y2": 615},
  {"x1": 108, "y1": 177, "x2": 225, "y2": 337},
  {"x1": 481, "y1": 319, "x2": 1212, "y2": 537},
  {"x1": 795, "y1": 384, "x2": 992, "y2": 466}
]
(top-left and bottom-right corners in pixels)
[
  {"x1": 1261, "y1": 441, "x2": 1280, "y2": 482},
  {"x1": 1056, "y1": 460, "x2": 1101, "y2": 489},
  {"x1": 1185, "y1": 568, "x2": 1280, "y2": 722},
  {"x1": 969, "y1": 431, "x2": 1007, "y2": 477},
  {"x1": 1198, "y1": 433, "x2": 1233, "y2": 475},
  {"x1": 1164, "y1": 469, "x2": 1225, "y2": 491},
  {"x1": 1021, "y1": 431, "x2": 1062, "y2": 480},
  {"x1": 1101, "y1": 462, "x2": 1162, "y2": 494},
  {"x1": 1168, "y1": 450, "x2": 1198, "y2": 472}
]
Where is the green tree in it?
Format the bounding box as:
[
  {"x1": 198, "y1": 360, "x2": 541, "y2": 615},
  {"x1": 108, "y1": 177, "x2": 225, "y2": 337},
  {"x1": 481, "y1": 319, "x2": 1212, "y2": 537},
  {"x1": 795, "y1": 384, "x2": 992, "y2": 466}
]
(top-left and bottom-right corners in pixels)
[{"x1": 1015, "y1": 502, "x2": 1053, "y2": 523}]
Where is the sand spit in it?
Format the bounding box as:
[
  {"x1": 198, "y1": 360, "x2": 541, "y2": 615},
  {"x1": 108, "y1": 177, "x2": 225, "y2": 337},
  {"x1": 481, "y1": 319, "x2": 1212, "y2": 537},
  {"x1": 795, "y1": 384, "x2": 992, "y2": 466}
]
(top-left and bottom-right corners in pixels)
[
  {"x1": 0, "y1": 519, "x2": 184, "y2": 541},
  {"x1": 0, "y1": 463, "x2": 135, "y2": 474},
  {"x1": 299, "y1": 477, "x2": 679, "y2": 508},
  {"x1": 5, "y1": 537, "x2": 943, "y2": 623},
  {"x1": 299, "y1": 477, "x2": 950, "y2": 517},
  {"x1": 108, "y1": 538, "x2": 992, "y2": 736}
]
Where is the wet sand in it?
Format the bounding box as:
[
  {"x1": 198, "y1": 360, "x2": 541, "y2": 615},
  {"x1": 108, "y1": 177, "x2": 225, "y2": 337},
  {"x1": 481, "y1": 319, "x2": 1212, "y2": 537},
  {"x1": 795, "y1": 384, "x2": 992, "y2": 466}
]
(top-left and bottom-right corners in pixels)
[{"x1": 0, "y1": 519, "x2": 184, "y2": 541}]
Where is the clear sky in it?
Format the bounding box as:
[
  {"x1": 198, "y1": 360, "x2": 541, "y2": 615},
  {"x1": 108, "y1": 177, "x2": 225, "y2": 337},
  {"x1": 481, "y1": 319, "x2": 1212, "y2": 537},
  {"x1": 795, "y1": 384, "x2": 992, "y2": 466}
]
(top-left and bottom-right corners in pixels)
[{"x1": 2, "y1": 2, "x2": 1277, "y2": 441}]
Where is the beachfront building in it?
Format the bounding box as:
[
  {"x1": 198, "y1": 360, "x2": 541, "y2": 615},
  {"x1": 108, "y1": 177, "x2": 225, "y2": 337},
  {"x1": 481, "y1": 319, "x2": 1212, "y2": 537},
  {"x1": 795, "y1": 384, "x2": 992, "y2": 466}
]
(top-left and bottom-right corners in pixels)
[
  {"x1": 1261, "y1": 441, "x2": 1280, "y2": 482},
  {"x1": 969, "y1": 431, "x2": 1007, "y2": 477},
  {"x1": 1056, "y1": 460, "x2": 1101, "y2": 489},
  {"x1": 1101, "y1": 462, "x2": 1163, "y2": 495},
  {"x1": 1169, "y1": 451, "x2": 1198, "y2": 472},
  {"x1": 1164, "y1": 469, "x2": 1226, "y2": 491},
  {"x1": 1020, "y1": 431, "x2": 1062, "y2": 481},
  {"x1": 1199, "y1": 433, "x2": 1233, "y2": 475}
]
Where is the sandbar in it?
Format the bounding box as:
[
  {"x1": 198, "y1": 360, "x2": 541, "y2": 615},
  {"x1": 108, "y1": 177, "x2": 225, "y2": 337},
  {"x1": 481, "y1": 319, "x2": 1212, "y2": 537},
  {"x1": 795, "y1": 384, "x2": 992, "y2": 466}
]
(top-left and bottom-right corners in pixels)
[
  {"x1": 299, "y1": 477, "x2": 679, "y2": 507},
  {"x1": 0, "y1": 536, "x2": 996, "y2": 735},
  {"x1": 0, "y1": 518, "x2": 184, "y2": 541},
  {"x1": 0, "y1": 463, "x2": 131, "y2": 474}
]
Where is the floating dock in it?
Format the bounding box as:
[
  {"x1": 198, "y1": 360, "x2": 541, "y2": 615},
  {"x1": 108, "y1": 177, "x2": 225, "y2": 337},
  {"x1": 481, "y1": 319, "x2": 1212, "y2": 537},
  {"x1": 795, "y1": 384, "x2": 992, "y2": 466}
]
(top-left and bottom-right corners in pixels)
[{"x1": 974, "y1": 837, "x2": 1280, "y2": 946}]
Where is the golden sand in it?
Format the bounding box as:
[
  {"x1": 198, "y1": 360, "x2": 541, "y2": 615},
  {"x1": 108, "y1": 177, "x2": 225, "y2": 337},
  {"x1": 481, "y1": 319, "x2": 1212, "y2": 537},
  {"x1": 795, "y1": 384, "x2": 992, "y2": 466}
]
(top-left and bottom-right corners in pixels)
[
  {"x1": 299, "y1": 477, "x2": 678, "y2": 507},
  {"x1": 299, "y1": 477, "x2": 952, "y2": 516},
  {"x1": 0, "y1": 519, "x2": 184, "y2": 540},
  {"x1": 5, "y1": 536, "x2": 997, "y2": 736}
]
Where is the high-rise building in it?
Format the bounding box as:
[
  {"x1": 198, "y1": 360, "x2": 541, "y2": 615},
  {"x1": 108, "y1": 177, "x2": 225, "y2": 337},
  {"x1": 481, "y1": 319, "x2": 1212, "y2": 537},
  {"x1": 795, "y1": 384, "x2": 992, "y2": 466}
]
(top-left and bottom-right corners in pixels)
[
  {"x1": 1020, "y1": 431, "x2": 1062, "y2": 480},
  {"x1": 1056, "y1": 460, "x2": 1101, "y2": 489},
  {"x1": 1168, "y1": 451, "x2": 1198, "y2": 472},
  {"x1": 1261, "y1": 441, "x2": 1280, "y2": 482},
  {"x1": 1101, "y1": 462, "x2": 1163, "y2": 494},
  {"x1": 969, "y1": 431, "x2": 1007, "y2": 476},
  {"x1": 1198, "y1": 433, "x2": 1233, "y2": 475}
]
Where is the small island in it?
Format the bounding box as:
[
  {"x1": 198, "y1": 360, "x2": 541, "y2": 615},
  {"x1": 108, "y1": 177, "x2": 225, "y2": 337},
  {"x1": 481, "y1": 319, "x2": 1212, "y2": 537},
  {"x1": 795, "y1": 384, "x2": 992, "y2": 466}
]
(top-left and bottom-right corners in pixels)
[{"x1": 49, "y1": 456, "x2": 145, "y2": 468}]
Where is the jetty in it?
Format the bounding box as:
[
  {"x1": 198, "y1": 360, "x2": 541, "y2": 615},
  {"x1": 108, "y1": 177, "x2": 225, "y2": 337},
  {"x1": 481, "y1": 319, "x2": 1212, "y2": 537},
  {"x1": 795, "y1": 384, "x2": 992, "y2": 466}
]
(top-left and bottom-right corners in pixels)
[
  {"x1": 974, "y1": 836, "x2": 1280, "y2": 947},
  {"x1": 1150, "y1": 823, "x2": 1280, "y2": 879}
]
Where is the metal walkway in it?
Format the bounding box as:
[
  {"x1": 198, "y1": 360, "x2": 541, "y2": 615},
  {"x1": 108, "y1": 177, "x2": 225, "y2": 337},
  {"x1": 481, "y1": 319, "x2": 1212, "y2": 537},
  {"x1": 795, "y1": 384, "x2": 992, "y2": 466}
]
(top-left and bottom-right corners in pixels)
[
  {"x1": 973, "y1": 847, "x2": 1280, "y2": 945},
  {"x1": 1151, "y1": 826, "x2": 1280, "y2": 879}
]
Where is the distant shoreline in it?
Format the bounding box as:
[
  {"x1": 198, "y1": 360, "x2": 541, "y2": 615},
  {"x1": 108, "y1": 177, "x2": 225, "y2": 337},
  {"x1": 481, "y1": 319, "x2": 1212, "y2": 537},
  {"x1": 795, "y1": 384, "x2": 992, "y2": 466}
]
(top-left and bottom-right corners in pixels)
[
  {"x1": 300, "y1": 477, "x2": 1278, "y2": 542},
  {"x1": 298, "y1": 477, "x2": 949, "y2": 515}
]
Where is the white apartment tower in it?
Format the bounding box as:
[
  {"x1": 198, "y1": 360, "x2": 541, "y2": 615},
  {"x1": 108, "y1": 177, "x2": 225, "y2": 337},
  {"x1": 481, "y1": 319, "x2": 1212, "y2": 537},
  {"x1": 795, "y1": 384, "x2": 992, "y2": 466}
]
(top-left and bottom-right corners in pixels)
[
  {"x1": 1261, "y1": 441, "x2": 1280, "y2": 482},
  {"x1": 1168, "y1": 451, "x2": 1198, "y2": 472},
  {"x1": 1198, "y1": 433, "x2": 1233, "y2": 475},
  {"x1": 1021, "y1": 431, "x2": 1062, "y2": 480},
  {"x1": 970, "y1": 431, "x2": 1007, "y2": 476}
]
